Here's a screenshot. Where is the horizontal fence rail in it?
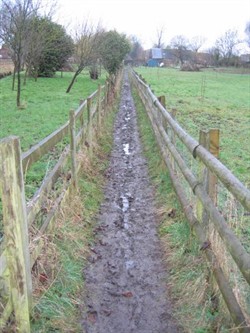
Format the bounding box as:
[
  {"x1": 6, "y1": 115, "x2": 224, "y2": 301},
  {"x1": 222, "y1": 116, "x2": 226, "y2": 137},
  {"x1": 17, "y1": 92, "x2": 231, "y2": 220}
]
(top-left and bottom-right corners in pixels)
[
  {"x1": 0, "y1": 72, "x2": 122, "y2": 332},
  {"x1": 130, "y1": 69, "x2": 250, "y2": 332}
]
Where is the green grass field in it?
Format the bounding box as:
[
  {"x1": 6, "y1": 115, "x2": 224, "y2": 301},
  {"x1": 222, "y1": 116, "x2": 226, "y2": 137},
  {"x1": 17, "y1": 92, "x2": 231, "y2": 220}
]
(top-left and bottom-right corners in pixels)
[
  {"x1": 135, "y1": 67, "x2": 250, "y2": 186},
  {"x1": 133, "y1": 70, "x2": 250, "y2": 332},
  {"x1": 0, "y1": 70, "x2": 107, "y2": 232},
  {"x1": 0, "y1": 70, "x2": 106, "y2": 151}
]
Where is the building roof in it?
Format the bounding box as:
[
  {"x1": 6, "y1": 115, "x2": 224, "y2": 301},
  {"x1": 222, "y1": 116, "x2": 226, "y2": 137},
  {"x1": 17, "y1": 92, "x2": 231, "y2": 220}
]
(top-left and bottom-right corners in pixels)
[{"x1": 151, "y1": 48, "x2": 163, "y2": 59}]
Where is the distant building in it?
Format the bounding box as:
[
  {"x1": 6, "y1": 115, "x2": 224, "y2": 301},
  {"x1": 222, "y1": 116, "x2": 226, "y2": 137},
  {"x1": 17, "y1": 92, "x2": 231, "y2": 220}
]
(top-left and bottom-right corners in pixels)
[
  {"x1": 145, "y1": 47, "x2": 214, "y2": 67},
  {"x1": 0, "y1": 46, "x2": 11, "y2": 59},
  {"x1": 240, "y1": 54, "x2": 250, "y2": 63},
  {"x1": 147, "y1": 48, "x2": 163, "y2": 67}
]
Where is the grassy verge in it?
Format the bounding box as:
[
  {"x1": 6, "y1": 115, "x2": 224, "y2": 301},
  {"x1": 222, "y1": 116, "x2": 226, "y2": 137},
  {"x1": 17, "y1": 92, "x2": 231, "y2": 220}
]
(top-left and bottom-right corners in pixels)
[
  {"x1": 133, "y1": 88, "x2": 233, "y2": 332},
  {"x1": 29, "y1": 104, "x2": 117, "y2": 333},
  {"x1": 135, "y1": 67, "x2": 250, "y2": 186}
]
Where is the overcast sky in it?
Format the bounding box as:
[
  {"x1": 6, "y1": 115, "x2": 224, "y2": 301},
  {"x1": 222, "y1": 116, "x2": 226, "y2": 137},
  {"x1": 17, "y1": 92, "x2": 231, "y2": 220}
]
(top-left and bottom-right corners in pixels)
[{"x1": 55, "y1": 0, "x2": 250, "y2": 51}]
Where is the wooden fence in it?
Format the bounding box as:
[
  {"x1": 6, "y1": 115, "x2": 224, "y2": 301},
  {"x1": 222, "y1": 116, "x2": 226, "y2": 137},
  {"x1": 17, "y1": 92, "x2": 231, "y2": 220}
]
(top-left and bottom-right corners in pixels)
[
  {"x1": 0, "y1": 72, "x2": 122, "y2": 332},
  {"x1": 131, "y1": 69, "x2": 250, "y2": 332}
]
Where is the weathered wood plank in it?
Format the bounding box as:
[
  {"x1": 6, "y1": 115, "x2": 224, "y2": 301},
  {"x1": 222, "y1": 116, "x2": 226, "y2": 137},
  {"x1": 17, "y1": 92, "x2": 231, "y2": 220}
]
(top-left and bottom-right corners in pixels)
[
  {"x1": 208, "y1": 129, "x2": 220, "y2": 204},
  {"x1": 22, "y1": 122, "x2": 69, "y2": 171},
  {"x1": 143, "y1": 86, "x2": 250, "y2": 285},
  {"x1": 78, "y1": 100, "x2": 85, "y2": 145},
  {"x1": 0, "y1": 136, "x2": 32, "y2": 332},
  {"x1": 26, "y1": 146, "x2": 70, "y2": 225},
  {"x1": 196, "y1": 130, "x2": 209, "y2": 225},
  {"x1": 87, "y1": 97, "x2": 93, "y2": 150},
  {"x1": 75, "y1": 99, "x2": 87, "y2": 120},
  {"x1": 69, "y1": 110, "x2": 77, "y2": 188},
  {"x1": 97, "y1": 84, "x2": 102, "y2": 130},
  {"x1": 30, "y1": 191, "x2": 66, "y2": 267}
]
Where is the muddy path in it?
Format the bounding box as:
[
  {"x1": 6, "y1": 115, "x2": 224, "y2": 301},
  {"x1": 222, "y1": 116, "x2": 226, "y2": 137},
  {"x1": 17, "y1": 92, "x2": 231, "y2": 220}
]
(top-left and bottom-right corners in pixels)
[{"x1": 81, "y1": 71, "x2": 181, "y2": 333}]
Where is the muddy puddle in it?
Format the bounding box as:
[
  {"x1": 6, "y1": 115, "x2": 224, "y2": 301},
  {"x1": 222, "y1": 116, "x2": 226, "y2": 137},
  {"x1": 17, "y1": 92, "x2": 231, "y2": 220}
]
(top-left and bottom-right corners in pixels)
[{"x1": 81, "y1": 71, "x2": 181, "y2": 333}]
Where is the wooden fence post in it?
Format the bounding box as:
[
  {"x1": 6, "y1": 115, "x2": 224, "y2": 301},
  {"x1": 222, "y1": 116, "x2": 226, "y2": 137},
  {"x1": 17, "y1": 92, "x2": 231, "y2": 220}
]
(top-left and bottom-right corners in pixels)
[
  {"x1": 87, "y1": 97, "x2": 92, "y2": 151},
  {"x1": 158, "y1": 95, "x2": 166, "y2": 108},
  {"x1": 170, "y1": 108, "x2": 177, "y2": 171},
  {"x1": 196, "y1": 130, "x2": 210, "y2": 225},
  {"x1": 97, "y1": 84, "x2": 102, "y2": 130},
  {"x1": 69, "y1": 110, "x2": 77, "y2": 188},
  {"x1": 79, "y1": 99, "x2": 84, "y2": 145},
  {"x1": 208, "y1": 129, "x2": 220, "y2": 205},
  {"x1": 0, "y1": 136, "x2": 32, "y2": 332},
  {"x1": 104, "y1": 81, "x2": 108, "y2": 116},
  {"x1": 196, "y1": 129, "x2": 219, "y2": 223},
  {"x1": 157, "y1": 95, "x2": 166, "y2": 129}
]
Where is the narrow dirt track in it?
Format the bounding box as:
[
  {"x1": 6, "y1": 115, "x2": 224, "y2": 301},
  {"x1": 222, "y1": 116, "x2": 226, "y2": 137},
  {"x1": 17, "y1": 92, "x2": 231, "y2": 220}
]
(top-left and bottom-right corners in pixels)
[{"x1": 82, "y1": 71, "x2": 181, "y2": 333}]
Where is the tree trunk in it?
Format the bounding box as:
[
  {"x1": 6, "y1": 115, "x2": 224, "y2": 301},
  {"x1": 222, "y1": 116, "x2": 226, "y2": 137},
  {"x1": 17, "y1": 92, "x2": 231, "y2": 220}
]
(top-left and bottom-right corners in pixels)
[
  {"x1": 12, "y1": 67, "x2": 16, "y2": 91},
  {"x1": 16, "y1": 58, "x2": 21, "y2": 107},
  {"x1": 66, "y1": 68, "x2": 83, "y2": 93},
  {"x1": 17, "y1": 69, "x2": 21, "y2": 107}
]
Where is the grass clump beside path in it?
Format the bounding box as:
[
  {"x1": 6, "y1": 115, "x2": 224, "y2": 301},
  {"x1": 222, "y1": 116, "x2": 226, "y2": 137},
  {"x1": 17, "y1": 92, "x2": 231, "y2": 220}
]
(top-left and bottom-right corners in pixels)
[
  {"x1": 30, "y1": 104, "x2": 116, "y2": 333},
  {"x1": 133, "y1": 88, "x2": 235, "y2": 332},
  {"x1": 135, "y1": 67, "x2": 250, "y2": 186}
]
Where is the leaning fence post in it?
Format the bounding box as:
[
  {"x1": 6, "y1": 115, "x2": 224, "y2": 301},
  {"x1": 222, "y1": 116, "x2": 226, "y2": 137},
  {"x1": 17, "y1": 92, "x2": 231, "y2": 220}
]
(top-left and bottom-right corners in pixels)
[
  {"x1": 0, "y1": 136, "x2": 32, "y2": 332},
  {"x1": 69, "y1": 110, "x2": 77, "y2": 188}
]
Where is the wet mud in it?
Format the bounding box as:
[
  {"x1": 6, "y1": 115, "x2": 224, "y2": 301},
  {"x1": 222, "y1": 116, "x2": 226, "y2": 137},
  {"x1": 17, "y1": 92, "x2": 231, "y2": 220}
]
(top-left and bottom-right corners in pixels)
[{"x1": 82, "y1": 71, "x2": 181, "y2": 333}]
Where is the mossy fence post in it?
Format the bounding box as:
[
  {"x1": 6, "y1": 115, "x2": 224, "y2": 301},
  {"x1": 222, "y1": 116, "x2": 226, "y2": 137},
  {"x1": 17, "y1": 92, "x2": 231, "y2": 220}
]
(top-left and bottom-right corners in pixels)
[
  {"x1": 97, "y1": 84, "x2": 102, "y2": 131},
  {"x1": 196, "y1": 128, "x2": 220, "y2": 225},
  {"x1": 69, "y1": 109, "x2": 77, "y2": 188},
  {"x1": 87, "y1": 97, "x2": 93, "y2": 152},
  {"x1": 79, "y1": 99, "x2": 85, "y2": 145},
  {"x1": 208, "y1": 129, "x2": 219, "y2": 204},
  {"x1": 0, "y1": 136, "x2": 32, "y2": 333}
]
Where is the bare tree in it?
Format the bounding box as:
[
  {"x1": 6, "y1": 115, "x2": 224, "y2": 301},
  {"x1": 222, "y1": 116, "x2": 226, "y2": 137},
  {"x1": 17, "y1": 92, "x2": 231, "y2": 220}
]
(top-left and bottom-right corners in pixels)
[
  {"x1": 66, "y1": 22, "x2": 104, "y2": 93},
  {"x1": 129, "y1": 35, "x2": 144, "y2": 64},
  {"x1": 0, "y1": 0, "x2": 39, "y2": 106},
  {"x1": 189, "y1": 35, "x2": 206, "y2": 53},
  {"x1": 215, "y1": 29, "x2": 240, "y2": 65},
  {"x1": 153, "y1": 25, "x2": 166, "y2": 48},
  {"x1": 207, "y1": 47, "x2": 220, "y2": 66},
  {"x1": 23, "y1": 16, "x2": 46, "y2": 82},
  {"x1": 170, "y1": 35, "x2": 189, "y2": 64}
]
